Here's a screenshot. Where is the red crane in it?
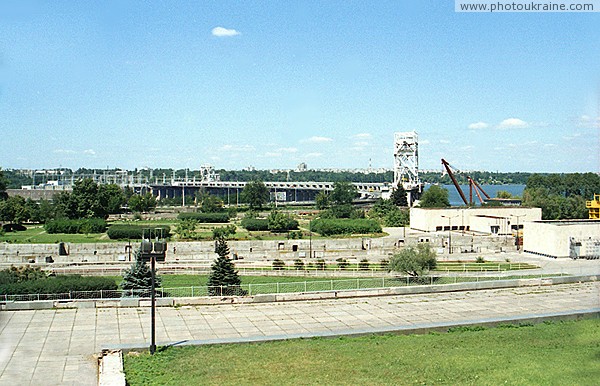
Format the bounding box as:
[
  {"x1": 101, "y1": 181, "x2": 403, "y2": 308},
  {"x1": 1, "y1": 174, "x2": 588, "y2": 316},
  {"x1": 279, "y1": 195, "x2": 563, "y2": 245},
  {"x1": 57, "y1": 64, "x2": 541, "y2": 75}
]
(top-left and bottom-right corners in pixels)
[{"x1": 441, "y1": 159, "x2": 490, "y2": 205}]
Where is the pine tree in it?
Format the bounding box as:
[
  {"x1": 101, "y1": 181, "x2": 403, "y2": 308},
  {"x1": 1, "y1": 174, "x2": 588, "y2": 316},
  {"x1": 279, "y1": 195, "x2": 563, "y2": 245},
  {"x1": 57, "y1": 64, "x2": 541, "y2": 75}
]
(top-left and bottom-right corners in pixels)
[
  {"x1": 390, "y1": 184, "x2": 409, "y2": 207},
  {"x1": 207, "y1": 237, "x2": 244, "y2": 296},
  {"x1": 121, "y1": 251, "x2": 162, "y2": 296}
]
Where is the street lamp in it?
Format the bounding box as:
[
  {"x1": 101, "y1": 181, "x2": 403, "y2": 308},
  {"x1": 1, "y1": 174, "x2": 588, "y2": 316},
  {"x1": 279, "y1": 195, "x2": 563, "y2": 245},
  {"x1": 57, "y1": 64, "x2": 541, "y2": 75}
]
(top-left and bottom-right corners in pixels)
[
  {"x1": 510, "y1": 214, "x2": 525, "y2": 252},
  {"x1": 441, "y1": 214, "x2": 459, "y2": 254}
]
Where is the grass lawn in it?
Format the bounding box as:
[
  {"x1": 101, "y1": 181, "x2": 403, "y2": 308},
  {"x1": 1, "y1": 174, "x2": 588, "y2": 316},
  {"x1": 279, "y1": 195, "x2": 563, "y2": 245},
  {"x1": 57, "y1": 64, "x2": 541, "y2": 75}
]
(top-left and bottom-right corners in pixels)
[
  {"x1": 123, "y1": 319, "x2": 600, "y2": 385},
  {"x1": 0, "y1": 225, "x2": 110, "y2": 244},
  {"x1": 107, "y1": 274, "x2": 348, "y2": 288}
]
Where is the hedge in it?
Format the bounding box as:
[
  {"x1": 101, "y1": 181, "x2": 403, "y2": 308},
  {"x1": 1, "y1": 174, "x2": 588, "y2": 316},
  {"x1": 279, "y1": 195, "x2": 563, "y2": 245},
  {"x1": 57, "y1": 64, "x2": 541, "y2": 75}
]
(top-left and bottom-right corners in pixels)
[
  {"x1": 177, "y1": 212, "x2": 230, "y2": 223},
  {"x1": 45, "y1": 218, "x2": 107, "y2": 234},
  {"x1": 240, "y1": 218, "x2": 269, "y2": 231},
  {"x1": 310, "y1": 218, "x2": 382, "y2": 236},
  {"x1": 107, "y1": 225, "x2": 171, "y2": 240},
  {"x1": 0, "y1": 275, "x2": 117, "y2": 296}
]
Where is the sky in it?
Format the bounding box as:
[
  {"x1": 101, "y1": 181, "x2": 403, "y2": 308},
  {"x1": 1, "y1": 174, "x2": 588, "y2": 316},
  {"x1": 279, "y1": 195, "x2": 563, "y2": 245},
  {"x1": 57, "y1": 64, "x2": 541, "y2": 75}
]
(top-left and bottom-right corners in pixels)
[{"x1": 0, "y1": 0, "x2": 599, "y2": 173}]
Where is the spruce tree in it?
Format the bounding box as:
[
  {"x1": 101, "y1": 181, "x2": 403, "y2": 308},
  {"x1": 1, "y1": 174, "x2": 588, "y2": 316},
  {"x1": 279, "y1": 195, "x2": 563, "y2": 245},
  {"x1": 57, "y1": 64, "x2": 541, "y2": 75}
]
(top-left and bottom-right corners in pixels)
[
  {"x1": 121, "y1": 251, "x2": 162, "y2": 295},
  {"x1": 207, "y1": 236, "x2": 244, "y2": 296},
  {"x1": 390, "y1": 184, "x2": 409, "y2": 207}
]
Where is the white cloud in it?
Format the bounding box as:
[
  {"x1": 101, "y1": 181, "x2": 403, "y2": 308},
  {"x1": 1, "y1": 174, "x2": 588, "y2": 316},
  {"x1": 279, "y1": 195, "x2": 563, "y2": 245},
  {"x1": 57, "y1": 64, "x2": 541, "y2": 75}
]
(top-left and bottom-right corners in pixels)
[
  {"x1": 278, "y1": 147, "x2": 298, "y2": 153},
  {"x1": 264, "y1": 152, "x2": 281, "y2": 157},
  {"x1": 420, "y1": 139, "x2": 431, "y2": 145},
  {"x1": 302, "y1": 136, "x2": 333, "y2": 144},
  {"x1": 353, "y1": 141, "x2": 369, "y2": 147},
  {"x1": 578, "y1": 115, "x2": 600, "y2": 128},
  {"x1": 83, "y1": 149, "x2": 96, "y2": 155},
  {"x1": 498, "y1": 118, "x2": 529, "y2": 129},
  {"x1": 305, "y1": 152, "x2": 322, "y2": 158},
  {"x1": 439, "y1": 139, "x2": 450, "y2": 144},
  {"x1": 353, "y1": 133, "x2": 372, "y2": 139},
  {"x1": 211, "y1": 26, "x2": 240, "y2": 37},
  {"x1": 468, "y1": 121, "x2": 489, "y2": 130},
  {"x1": 53, "y1": 149, "x2": 77, "y2": 154},
  {"x1": 219, "y1": 144, "x2": 255, "y2": 152}
]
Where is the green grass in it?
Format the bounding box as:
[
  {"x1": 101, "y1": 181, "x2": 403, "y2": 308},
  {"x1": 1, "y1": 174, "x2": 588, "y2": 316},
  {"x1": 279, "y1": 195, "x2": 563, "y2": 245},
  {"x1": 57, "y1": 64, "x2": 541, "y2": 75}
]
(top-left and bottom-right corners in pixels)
[
  {"x1": 123, "y1": 319, "x2": 600, "y2": 385},
  {"x1": 435, "y1": 261, "x2": 539, "y2": 271},
  {"x1": 0, "y1": 225, "x2": 110, "y2": 244},
  {"x1": 107, "y1": 274, "x2": 345, "y2": 288}
]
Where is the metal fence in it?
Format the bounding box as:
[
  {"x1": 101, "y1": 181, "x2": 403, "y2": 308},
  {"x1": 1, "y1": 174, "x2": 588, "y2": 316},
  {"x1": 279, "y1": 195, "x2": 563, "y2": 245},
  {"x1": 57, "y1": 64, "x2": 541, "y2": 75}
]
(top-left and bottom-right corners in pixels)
[{"x1": 0, "y1": 272, "x2": 567, "y2": 303}]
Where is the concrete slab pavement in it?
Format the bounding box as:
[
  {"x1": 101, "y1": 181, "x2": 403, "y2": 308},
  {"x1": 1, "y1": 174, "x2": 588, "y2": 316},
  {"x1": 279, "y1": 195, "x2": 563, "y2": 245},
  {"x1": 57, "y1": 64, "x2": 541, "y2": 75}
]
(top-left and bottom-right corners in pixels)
[{"x1": 1, "y1": 281, "x2": 599, "y2": 385}]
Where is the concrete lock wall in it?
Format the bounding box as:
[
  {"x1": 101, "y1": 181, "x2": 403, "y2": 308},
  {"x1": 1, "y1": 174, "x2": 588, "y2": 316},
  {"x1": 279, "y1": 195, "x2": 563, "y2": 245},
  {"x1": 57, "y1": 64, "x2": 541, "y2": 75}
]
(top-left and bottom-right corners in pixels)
[
  {"x1": 0, "y1": 237, "x2": 402, "y2": 265},
  {"x1": 523, "y1": 220, "x2": 600, "y2": 258},
  {"x1": 409, "y1": 207, "x2": 542, "y2": 233}
]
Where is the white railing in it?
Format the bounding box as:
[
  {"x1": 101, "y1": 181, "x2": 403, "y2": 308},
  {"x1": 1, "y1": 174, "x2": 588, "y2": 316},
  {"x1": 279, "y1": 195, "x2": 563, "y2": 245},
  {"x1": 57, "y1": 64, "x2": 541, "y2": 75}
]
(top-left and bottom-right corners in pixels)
[{"x1": 0, "y1": 272, "x2": 569, "y2": 303}]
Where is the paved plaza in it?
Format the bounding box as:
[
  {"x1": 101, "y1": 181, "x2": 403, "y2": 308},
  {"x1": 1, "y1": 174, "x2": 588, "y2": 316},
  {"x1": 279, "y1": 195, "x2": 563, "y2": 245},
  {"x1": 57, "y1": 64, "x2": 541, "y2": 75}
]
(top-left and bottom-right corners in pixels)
[{"x1": 0, "y1": 281, "x2": 599, "y2": 385}]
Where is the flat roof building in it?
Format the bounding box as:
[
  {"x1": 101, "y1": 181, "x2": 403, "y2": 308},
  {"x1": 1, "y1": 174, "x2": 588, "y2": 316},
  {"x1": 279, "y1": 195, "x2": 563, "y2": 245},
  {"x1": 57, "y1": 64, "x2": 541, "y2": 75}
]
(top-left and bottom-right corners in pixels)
[{"x1": 523, "y1": 219, "x2": 600, "y2": 259}]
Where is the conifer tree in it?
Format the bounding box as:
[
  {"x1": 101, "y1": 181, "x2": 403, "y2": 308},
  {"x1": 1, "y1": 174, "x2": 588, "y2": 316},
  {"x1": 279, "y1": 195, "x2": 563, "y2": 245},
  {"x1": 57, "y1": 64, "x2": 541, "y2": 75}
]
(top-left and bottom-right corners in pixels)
[
  {"x1": 390, "y1": 184, "x2": 409, "y2": 207},
  {"x1": 121, "y1": 251, "x2": 162, "y2": 295},
  {"x1": 207, "y1": 236, "x2": 243, "y2": 296}
]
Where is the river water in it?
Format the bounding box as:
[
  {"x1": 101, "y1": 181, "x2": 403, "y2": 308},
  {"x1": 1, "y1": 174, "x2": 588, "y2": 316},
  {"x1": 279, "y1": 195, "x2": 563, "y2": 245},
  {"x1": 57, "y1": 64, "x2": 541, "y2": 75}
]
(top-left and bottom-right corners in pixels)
[{"x1": 423, "y1": 184, "x2": 526, "y2": 207}]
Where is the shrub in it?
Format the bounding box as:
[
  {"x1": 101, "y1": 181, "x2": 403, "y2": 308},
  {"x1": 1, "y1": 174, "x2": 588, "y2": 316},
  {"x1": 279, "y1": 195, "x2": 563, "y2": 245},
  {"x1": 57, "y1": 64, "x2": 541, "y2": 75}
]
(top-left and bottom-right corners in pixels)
[
  {"x1": 476, "y1": 256, "x2": 486, "y2": 263},
  {"x1": 380, "y1": 259, "x2": 390, "y2": 271},
  {"x1": 336, "y1": 258, "x2": 349, "y2": 270},
  {"x1": 0, "y1": 275, "x2": 117, "y2": 296},
  {"x1": 267, "y1": 211, "x2": 299, "y2": 233},
  {"x1": 272, "y1": 259, "x2": 286, "y2": 271},
  {"x1": 241, "y1": 218, "x2": 269, "y2": 231},
  {"x1": 0, "y1": 265, "x2": 47, "y2": 284},
  {"x1": 45, "y1": 218, "x2": 107, "y2": 234},
  {"x1": 177, "y1": 212, "x2": 230, "y2": 223},
  {"x1": 315, "y1": 259, "x2": 326, "y2": 270},
  {"x1": 212, "y1": 224, "x2": 237, "y2": 240},
  {"x1": 107, "y1": 225, "x2": 171, "y2": 240},
  {"x1": 358, "y1": 259, "x2": 370, "y2": 271},
  {"x1": 293, "y1": 259, "x2": 305, "y2": 270},
  {"x1": 310, "y1": 218, "x2": 382, "y2": 236}
]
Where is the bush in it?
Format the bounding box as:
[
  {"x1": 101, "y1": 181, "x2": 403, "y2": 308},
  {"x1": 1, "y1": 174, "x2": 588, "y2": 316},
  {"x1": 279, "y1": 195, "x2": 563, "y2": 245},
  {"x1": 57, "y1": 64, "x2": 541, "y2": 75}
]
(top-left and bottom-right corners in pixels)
[
  {"x1": 476, "y1": 256, "x2": 486, "y2": 263},
  {"x1": 336, "y1": 258, "x2": 349, "y2": 270},
  {"x1": 2, "y1": 223, "x2": 27, "y2": 232},
  {"x1": 0, "y1": 275, "x2": 117, "y2": 296},
  {"x1": 267, "y1": 211, "x2": 299, "y2": 233},
  {"x1": 293, "y1": 259, "x2": 305, "y2": 270},
  {"x1": 358, "y1": 259, "x2": 370, "y2": 271},
  {"x1": 241, "y1": 218, "x2": 269, "y2": 231},
  {"x1": 107, "y1": 225, "x2": 171, "y2": 240},
  {"x1": 0, "y1": 266, "x2": 46, "y2": 284},
  {"x1": 315, "y1": 259, "x2": 326, "y2": 270},
  {"x1": 272, "y1": 259, "x2": 286, "y2": 271},
  {"x1": 310, "y1": 218, "x2": 382, "y2": 236},
  {"x1": 45, "y1": 218, "x2": 107, "y2": 234},
  {"x1": 380, "y1": 259, "x2": 390, "y2": 271},
  {"x1": 177, "y1": 212, "x2": 230, "y2": 223}
]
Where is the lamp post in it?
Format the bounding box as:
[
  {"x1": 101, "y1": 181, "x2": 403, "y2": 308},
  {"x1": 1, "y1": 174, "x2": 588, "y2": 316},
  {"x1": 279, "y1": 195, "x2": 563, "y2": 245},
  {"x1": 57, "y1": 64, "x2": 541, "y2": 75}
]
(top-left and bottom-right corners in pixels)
[
  {"x1": 441, "y1": 214, "x2": 459, "y2": 254},
  {"x1": 510, "y1": 214, "x2": 525, "y2": 252},
  {"x1": 309, "y1": 218, "x2": 312, "y2": 259}
]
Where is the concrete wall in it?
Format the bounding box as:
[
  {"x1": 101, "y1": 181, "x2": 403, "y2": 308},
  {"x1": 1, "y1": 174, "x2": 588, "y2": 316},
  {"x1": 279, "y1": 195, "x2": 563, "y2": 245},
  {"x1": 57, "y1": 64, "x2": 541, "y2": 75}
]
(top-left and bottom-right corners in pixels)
[
  {"x1": 410, "y1": 207, "x2": 541, "y2": 233},
  {"x1": 0, "y1": 237, "x2": 402, "y2": 266},
  {"x1": 523, "y1": 220, "x2": 600, "y2": 258}
]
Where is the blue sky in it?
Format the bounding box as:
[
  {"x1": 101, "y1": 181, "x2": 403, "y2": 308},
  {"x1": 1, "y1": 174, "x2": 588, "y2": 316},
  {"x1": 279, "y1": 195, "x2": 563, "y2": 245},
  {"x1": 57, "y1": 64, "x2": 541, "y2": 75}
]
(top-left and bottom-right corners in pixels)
[{"x1": 0, "y1": 0, "x2": 598, "y2": 172}]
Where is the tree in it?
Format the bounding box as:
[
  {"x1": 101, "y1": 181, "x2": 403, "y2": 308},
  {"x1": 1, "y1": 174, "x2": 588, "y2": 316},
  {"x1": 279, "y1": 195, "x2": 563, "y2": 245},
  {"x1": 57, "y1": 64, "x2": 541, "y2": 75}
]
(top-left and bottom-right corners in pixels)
[
  {"x1": 389, "y1": 243, "x2": 437, "y2": 277},
  {"x1": 98, "y1": 184, "x2": 126, "y2": 215},
  {"x1": 206, "y1": 237, "x2": 244, "y2": 296},
  {"x1": 241, "y1": 180, "x2": 269, "y2": 210},
  {"x1": 200, "y1": 194, "x2": 224, "y2": 213},
  {"x1": 0, "y1": 169, "x2": 8, "y2": 200},
  {"x1": 496, "y1": 190, "x2": 513, "y2": 199},
  {"x1": 315, "y1": 191, "x2": 330, "y2": 210},
  {"x1": 0, "y1": 196, "x2": 30, "y2": 224},
  {"x1": 128, "y1": 192, "x2": 157, "y2": 213},
  {"x1": 418, "y1": 185, "x2": 450, "y2": 208},
  {"x1": 390, "y1": 184, "x2": 408, "y2": 207},
  {"x1": 121, "y1": 253, "x2": 162, "y2": 294},
  {"x1": 267, "y1": 210, "x2": 298, "y2": 232},
  {"x1": 330, "y1": 181, "x2": 357, "y2": 206}
]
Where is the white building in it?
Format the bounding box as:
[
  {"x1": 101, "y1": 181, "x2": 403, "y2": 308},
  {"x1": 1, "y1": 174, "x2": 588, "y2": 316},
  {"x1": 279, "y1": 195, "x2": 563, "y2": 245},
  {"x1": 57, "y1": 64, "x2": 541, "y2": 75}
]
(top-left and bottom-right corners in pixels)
[
  {"x1": 409, "y1": 207, "x2": 542, "y2": 234},
  {"x1": 523, "y1": 220, "x2": 600, "y2": 259}
]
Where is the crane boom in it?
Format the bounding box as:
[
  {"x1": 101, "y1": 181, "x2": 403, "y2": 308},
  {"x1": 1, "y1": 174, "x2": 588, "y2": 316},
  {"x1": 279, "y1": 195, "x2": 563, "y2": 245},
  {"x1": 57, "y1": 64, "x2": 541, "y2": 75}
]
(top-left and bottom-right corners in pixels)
[{"x1": 441, "y1": 159, "x2": 469, "y2": 205}]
